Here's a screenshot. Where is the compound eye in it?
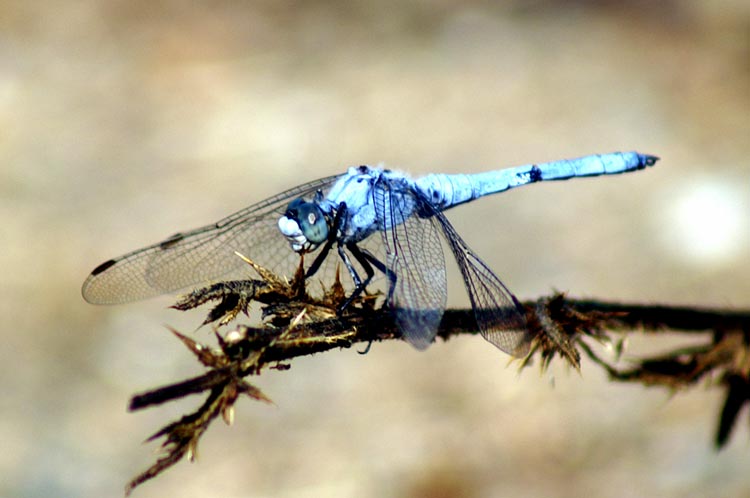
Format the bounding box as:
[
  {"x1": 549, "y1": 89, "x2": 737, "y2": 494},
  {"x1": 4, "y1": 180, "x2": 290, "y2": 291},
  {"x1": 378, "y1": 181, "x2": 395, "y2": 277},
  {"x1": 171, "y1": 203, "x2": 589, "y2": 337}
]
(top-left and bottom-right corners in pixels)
[{"x1": 284, "y1": 198, "x2": 329, "y2": 246}]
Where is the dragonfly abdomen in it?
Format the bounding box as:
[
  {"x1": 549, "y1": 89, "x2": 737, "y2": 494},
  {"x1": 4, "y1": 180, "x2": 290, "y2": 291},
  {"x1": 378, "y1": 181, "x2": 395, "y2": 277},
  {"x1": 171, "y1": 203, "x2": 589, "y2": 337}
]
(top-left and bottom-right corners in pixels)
[{"x1": 415, "y1": 151, "x2": 658, "y2": 211}]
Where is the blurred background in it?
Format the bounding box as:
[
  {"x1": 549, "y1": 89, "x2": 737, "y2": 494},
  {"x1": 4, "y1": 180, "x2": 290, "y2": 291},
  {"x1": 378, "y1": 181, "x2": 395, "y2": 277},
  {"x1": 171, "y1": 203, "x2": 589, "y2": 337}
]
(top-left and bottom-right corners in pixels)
[{"x1": 2, "y1": 1, "x2": 749, "y2": 497}]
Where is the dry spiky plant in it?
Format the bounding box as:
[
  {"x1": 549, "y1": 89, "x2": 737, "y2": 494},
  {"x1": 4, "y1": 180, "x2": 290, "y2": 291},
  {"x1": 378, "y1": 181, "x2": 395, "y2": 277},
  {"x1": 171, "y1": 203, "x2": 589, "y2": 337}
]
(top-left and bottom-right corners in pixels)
[{"x1": 123, "y1": 254, "x2": 750, "y2": 495}]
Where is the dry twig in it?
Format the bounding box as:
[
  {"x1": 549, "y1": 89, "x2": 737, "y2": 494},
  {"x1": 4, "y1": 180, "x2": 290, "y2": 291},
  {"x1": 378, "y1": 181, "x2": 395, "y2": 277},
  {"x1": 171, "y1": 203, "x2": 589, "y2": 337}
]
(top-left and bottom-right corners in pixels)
[{"x1": 123, "y1": 256, "x2": 750, "y2": 494}]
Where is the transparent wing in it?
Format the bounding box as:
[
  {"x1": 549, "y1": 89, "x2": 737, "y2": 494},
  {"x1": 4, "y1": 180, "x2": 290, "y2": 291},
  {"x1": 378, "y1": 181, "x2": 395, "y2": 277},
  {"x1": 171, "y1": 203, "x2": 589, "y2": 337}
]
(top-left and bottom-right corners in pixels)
[
  {"x1": 373, "y1": 177, "x2": 447, "y2": 350},
  {"x1": 82, "y1": 174, "x2": 343, "y2": 304},
  {"x1": 428, "y1": 205, "x2": 532, "y2": 357}
]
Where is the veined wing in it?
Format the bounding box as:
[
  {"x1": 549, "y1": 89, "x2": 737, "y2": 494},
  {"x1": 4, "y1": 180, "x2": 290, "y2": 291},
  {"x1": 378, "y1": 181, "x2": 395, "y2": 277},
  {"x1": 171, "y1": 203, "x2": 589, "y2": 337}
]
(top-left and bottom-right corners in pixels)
[
  {"x1": 373, "y1": 177, "x2": 448, "y2": 350},
  {"x1": 426, "y1": 204, "x2": 532, "y2": 357},
  {"x1": 82, "y1": 174, "x2": 342, "y2": 304}
]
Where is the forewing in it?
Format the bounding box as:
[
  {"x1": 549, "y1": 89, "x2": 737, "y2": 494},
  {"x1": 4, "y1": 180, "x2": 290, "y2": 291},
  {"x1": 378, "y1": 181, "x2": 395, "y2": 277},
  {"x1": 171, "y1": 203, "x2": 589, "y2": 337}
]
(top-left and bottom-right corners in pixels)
[
  {"x1": 82, "y1": 174, "x2": 342, "y2": 304},
  {"x1": 373, "y1": 179, "x2": 447, "y2": 350},
  {"x1": 428, "y1": 206, "x2": 532, "y2": 357}
]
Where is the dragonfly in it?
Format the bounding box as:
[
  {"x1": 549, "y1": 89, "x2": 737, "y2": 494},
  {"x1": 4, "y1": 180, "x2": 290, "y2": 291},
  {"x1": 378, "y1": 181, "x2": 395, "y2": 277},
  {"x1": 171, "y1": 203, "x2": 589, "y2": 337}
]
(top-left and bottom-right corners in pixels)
[{"x1": 82, "y1": 151, "x2": 657, "y2": 356}]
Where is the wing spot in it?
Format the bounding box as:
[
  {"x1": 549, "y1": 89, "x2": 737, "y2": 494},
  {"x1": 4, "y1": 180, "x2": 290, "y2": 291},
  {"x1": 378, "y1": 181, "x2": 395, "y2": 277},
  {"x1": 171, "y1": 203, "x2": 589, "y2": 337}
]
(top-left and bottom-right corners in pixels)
[
  {"x1": 91, "y1": 258, "x2": 117, "y2": 276},
  {"x1": 159, "y1": 232, "x2": 185, "y2": 250}
]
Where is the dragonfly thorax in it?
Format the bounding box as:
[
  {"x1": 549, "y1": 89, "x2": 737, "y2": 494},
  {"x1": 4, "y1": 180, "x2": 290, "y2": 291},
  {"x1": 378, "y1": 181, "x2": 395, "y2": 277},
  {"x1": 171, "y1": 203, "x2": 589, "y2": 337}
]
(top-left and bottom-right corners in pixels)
[{"x1": 278, "y1": 197, "x2": 330, "y2": 253}]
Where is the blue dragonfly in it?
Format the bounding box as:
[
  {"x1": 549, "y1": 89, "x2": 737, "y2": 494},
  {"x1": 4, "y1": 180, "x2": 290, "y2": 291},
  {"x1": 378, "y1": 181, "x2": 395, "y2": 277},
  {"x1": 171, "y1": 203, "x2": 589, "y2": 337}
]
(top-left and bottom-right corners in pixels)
[{"x1": 83, "y1": 151, "x2": 657, "y2": 356}]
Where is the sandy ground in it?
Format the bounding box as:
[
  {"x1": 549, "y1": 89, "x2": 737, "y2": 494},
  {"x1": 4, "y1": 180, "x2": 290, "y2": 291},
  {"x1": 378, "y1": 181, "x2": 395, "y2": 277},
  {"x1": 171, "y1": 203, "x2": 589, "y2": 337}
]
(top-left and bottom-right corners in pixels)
[{"x1": 2, "y1": 1, "x2": 749, "y2": 497}]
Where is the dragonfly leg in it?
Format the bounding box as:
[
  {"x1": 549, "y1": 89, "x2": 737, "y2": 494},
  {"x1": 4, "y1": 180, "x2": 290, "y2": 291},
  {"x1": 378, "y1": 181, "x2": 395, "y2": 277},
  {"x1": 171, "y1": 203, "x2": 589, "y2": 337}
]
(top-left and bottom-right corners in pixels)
[
  {"x1": 306, "y1": 202, "x2": 347, "y2": 279},
  {"x1": 356, "y1": 248, "x2": 397, "y2": 302},
  {"x1": 357, "y1": 340, "x2": 373, "y2": 354},
  {"x1": 306, "y1": 237, "x2": 334, "y2": 279},
  {"x1": 357, "y1": 248, "x2": 387, "y2": 274},
  {"x1": 337, "y1": 242, "x2": 377, "y2": 312}
]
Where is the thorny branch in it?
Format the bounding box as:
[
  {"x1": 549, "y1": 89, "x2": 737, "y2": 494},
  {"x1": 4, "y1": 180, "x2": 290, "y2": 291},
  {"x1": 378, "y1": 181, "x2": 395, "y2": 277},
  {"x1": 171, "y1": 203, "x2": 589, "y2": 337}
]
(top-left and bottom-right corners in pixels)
[{"x1": 123, "y1": 255, "x2": 750, "y2": 495}]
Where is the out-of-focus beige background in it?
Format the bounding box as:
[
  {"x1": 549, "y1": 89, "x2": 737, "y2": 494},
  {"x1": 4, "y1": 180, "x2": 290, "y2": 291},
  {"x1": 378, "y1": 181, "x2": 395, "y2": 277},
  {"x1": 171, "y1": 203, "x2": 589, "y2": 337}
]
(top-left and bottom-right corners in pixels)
[{"x1": 3, "y1": 1, "x2": 749, "y2": 497}]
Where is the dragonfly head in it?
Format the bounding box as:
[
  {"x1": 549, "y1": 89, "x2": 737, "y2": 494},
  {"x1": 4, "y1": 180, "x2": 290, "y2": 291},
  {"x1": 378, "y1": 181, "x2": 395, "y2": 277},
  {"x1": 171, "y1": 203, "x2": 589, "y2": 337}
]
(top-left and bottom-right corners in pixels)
[{"x1": 278, "y1": 198, "x2": 329, "y2": 253}]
